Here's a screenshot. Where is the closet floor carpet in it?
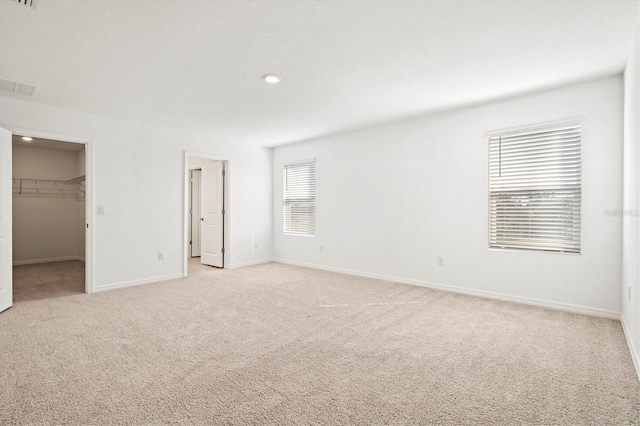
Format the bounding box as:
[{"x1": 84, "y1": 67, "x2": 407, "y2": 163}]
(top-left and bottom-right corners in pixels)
[
  {"x1": 12, "y1": 260, "x2": 85, "y2": 302},
  {"x1": 1, "y1": 260, "x2": 639, "y2": 425}
]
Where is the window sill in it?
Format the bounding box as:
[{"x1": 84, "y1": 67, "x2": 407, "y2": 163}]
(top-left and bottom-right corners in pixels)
[{"x1": 488, "y1": 247, "x2": 581, "y2": 256}]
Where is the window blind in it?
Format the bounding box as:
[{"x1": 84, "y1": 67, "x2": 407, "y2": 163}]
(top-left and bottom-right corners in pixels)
[
  {"x1": 489, "y1": 122, "x2": 581, "y2": 253},
  {"x1": 283, "y1": 160, "x2": 315, "y2": 235}
]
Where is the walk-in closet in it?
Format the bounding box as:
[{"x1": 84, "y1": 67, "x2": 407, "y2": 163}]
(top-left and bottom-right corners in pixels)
[{"x1": 12, "y1": 136, "x2": 86, "y2": 301}]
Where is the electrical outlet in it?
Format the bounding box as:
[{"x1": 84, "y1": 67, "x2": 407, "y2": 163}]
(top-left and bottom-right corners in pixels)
[
  {"x1": 158, "y1": 252, "x2": 164, "y2": 261},
  {"x1": 319, "y1": 245, "x2": 324, "y2": 252},
  {"x1": 437, "y1": 256, "x2": 444, "y2": 266}
]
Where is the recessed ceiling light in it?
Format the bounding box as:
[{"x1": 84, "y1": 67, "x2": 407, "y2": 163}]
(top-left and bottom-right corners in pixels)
[
  {"x1": 21, "y1": 136, "x2": 33, "y2": 142},
  {"x1": 262, "y1": 74, "x2": 281, "y2": 84}
]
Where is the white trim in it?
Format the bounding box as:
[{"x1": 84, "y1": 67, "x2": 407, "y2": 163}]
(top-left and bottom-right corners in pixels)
[
  {"x1": 84, "y1": 138, "x2": 94, "y2": 293},
  {"x1": 488, "y1": 247, "x2": 581, "y2": 256},
  {"x1": 183, "y1": 151, "x2": 231, "y2": 276},
  {"x1": 230, "y1": 258, "x2": 273, "y2": 268},
  {"x1": 0, "y1": 124, "x2": 94, "y2": 294},
  {"x1": 93, "y1": 273, "x2": 183, "y2": 293},
  {"x1": 284, "y1": 157, "x2": 316, "y2": 167},
  {"x1": 621, "y1": 315, "x2": 640, "y2": 382},
  {"x1": 185, "y1": 151, "x2": 230, "y2": 163},
  {"x1": 2, "y1": 126, "x2": 90, "y2": 144},
  {"x1": 273, "y1": 259, "x2": 620, "y2": 320},
  {"x1": 485, "y1": 116, "x2": 584, "y2": 137},
  {"x1": 0, "y1": 127, "x2": 12, "y2": 313},
  {"x1": 13, "y1": 256, "x2": 83, "y2": 266}
]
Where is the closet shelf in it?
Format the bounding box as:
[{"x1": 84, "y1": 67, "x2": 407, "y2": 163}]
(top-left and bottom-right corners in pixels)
[{"x1": 12, "y1": 176, "x2": 85, "y2": 200}]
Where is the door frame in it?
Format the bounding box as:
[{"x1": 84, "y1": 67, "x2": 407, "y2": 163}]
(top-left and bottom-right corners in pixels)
[
  {"x1": 0, "y1": 128, "x2": 12, "y2": 312},
  {"x1": 1, "y1": 126, "x2": 94, "y2": 293},
  {"x1": 183, "y1": 151, "x2": 231, "y2": 275}
]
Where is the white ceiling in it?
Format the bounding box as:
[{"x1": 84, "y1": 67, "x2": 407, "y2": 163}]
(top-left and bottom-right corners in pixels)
[{"x1": 0, "y1": 0, "x2": 638, "y2": 147}]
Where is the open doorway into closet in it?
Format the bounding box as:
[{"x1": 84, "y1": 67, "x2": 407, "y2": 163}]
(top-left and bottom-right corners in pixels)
[
  {"x1": 11, "y1": 135, "x2": 86, "y2": 302},
  {"x1": 184, "y1": 153, "x2": 230, "y2": 276}
]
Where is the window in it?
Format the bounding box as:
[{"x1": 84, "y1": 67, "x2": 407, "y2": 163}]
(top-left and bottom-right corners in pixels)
[
  {"x1": 283, "y1": 160, "x2": 315, "y2": 235},
  {"x1": 489, "y1": 121, "x2": 582, "y2": 253}
]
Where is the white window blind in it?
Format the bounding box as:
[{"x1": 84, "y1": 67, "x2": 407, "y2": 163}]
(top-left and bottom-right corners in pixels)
[
  {"x1": 283, "y1": 160, "x2": 315, "y2": 235},
  {"x1": 489, "y1": 121, "x2": 582, "y2": 253}
]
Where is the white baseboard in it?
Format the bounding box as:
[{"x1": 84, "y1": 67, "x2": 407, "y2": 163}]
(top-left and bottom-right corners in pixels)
[
  {"x1": 274, "y1": 259, "x2": 620, "y2": 320},
  {"x1": 93, "y1": 273, "x2": 183, "y2": 293},
  {"x1": 621, "y1": 315, "x2": 640, "y2": 382},
  {"x1": 13, "y1": 256, "x2": 84, "y2": 266},
  {"x1": 230, "y1": 258, "x2": 273, "y2": 269}
]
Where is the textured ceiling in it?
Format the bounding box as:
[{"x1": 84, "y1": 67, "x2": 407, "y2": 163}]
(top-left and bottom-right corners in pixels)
[{"x1": 0, "y1": 0, "x2": 638, "y2": 146}]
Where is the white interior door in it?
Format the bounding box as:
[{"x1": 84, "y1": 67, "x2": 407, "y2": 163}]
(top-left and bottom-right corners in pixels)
[
  {"x1": 0, "y1": 128, "x2": 12, "y2": 313},
  {"x1": 200, "y1": 162, "x2": 224, "y2": 267},
  {"x1": 190, "y1": 169, "x2": 202, "y2": 257}
]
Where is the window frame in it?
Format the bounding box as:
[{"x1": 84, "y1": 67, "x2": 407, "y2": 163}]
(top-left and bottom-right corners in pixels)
[
  {"x1": 487, "y1": 119, "x2": 583, "y2": 254},
  {"x1": 282, "y1": 158, "x2": 316, "y2": 236}
]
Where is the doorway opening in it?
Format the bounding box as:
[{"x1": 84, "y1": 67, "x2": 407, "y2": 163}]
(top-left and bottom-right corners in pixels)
[
  {"x1": 184, "y1": 152, "x2": 230, "y2": 276},
  {"x1": 11, "y1": 134, "x2": 87, "y2": 302}
]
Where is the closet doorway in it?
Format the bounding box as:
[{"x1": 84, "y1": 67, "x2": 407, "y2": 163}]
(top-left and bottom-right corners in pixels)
[
  {"x1": 184, "y1": 152, "x2": 230, "y2": 276},
  {"x1": 11, "y1": 134, "x2": 88, "y2": 303}
]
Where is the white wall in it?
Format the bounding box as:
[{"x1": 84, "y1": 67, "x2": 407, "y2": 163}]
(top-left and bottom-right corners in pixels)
[
  {"x1": 622, "y1": 28, "x2": 640, "y2": 377},
  {"x1": 273, "y1": 76, "x2": 623, "y2": 317},
  {"x1": 1, "y1": 97, "x2": 273, "y2": 290},
  {"x1": 12, "y1": 145, "x2": 81, "y2": 263}
]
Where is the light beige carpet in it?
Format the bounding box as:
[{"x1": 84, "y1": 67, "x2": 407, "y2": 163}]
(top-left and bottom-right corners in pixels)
[
  {"x1": 12, "y1": 260, "x2": 85, "y2": 303},
  {"x1": 1, "y1": 259, "x2": 638, "y2": 425}
]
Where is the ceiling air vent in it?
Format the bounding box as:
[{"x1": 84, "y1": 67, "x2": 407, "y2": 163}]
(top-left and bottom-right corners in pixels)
[
  {"x1": 13, "y1": 0, "x2": 39, "y2": 10},
  {"x1": 0, "y1": 78, "x2": 37, "y2": 97}
]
